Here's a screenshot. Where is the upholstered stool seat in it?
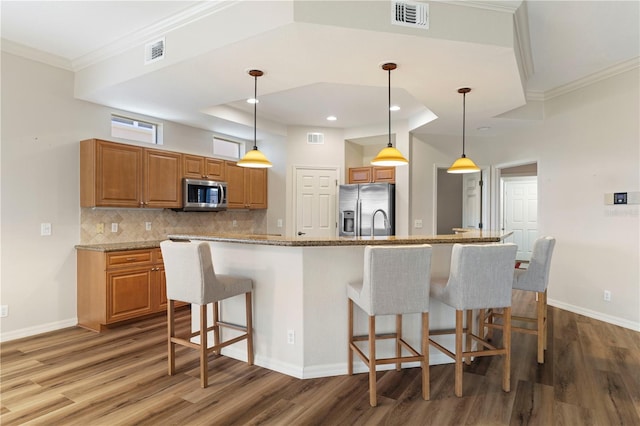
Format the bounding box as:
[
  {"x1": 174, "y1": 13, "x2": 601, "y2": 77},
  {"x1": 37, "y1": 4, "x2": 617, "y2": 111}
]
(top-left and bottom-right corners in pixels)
[
  {"x1": 348, "y1": 244, "x2": 432, "y2": 407},
  {"x1": 429, "y1": 243, "x2": 517, "y2": 397},
  {"x1": 160, "y1": 240, "x2": 254, "y2": 388}
]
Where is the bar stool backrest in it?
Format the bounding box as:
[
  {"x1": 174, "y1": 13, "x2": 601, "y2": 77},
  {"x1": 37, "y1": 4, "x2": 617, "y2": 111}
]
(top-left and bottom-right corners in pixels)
[
  {"x1": 514, "y1": 236, "x2": 556, "y2": 293},
  {"x1": 361, "y1": 244, "x2": 432, "y2": 316},
  {"x1": 445, "y1": 243, "x2": 518, "y2": 310},
  {"x1": 161, "y1": 240, "x2": 218, "y2": 305}
]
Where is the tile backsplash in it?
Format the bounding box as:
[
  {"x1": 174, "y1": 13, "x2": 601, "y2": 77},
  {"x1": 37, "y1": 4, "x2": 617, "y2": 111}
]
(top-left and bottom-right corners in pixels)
[{"x1": 80, "y1": 208, "x2": 267, "y2": 244}]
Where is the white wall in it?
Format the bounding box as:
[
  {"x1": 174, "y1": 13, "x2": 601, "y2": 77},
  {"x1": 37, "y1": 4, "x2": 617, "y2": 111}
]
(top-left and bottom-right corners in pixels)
[{"x1": 410, "y1": 67, "x2": 640, "y2": 330}]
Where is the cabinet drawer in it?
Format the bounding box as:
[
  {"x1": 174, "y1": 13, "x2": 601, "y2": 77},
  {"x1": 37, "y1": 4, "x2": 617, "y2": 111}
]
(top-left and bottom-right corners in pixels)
[{"x1": 107, "y1": 250, "x2": 153, "y2": 268}]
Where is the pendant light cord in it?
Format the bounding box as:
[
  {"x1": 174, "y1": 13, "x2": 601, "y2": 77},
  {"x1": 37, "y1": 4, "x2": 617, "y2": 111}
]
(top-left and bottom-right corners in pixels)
[
  {"x1": 253, "y1": 74, "x2": 258, "y2": 151},
  {"x1": 461, "y1": 90, "x2": 466, "y2": 158},
  {"x1": 387, "y1": 66, "x2": 392, "y2": 148}
]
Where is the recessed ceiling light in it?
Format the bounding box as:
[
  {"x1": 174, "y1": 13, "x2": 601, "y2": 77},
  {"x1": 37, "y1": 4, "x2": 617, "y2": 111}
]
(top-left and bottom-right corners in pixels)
[
  {"x1": 327, "y1": 116, "x2": 337, "y2": 121},
  {"x1": 247, "y1": 98, "x2": 259, "y2": 104},
  {"x1": 390, "y1": 105, "x2": 400, "y2": 111}
]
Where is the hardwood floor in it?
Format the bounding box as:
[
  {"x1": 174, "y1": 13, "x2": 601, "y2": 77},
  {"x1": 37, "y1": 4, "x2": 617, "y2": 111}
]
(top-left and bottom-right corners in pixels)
[{"x1": 2, "y1": 291, "x2": 639, "y2": 425}]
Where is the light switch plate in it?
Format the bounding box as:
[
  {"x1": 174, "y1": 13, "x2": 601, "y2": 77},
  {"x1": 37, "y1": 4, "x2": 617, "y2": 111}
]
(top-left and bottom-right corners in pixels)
[
  {"x1": 40, "y1": 223, "x2": 52, "y2": 236},
  {"x1": 111, "y1": 223, "x2": 118, "y2": 233}
]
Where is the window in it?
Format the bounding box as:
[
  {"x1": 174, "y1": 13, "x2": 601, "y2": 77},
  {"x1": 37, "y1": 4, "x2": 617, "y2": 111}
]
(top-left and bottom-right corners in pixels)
[
  {"x1": 213, "y1": 137, "x2": 242, "y2": 159},
  {"x1": 111, "y1": 115, "x2": 159, "y2": 144}
]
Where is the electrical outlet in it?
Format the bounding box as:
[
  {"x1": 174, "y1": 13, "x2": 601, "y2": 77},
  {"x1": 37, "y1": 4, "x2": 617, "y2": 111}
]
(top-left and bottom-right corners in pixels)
[
  {"x1": 96, "y1": 223, "x2": 104, "y2": 234},
  {"x1": 145, "y1": 222, "x2": 152, "y2": 231},
  {"x1": 287, "y1": 329, "x2": 295, "y2": 344},
  {"x1": 0, "y1": 305, "x2": 8, "y2": 317},
  {"x1": 415, "y1": 219, "x2": 423, "y2": 229},
  {"x1": 40, "y1": 223, "x2": 52, "y2": 236},
  {"x1": 232, "y1": 220, "x2": 238, "y2": 227},
  {"x1": 111, "y1": 223, "x2": 118, "y2": 233},
  {"x1": 277, "y1": 219, "x2": 283, "y2": 228},
  {"x1": 604, "y1": 290, "x2": 611, "y2": 302}
]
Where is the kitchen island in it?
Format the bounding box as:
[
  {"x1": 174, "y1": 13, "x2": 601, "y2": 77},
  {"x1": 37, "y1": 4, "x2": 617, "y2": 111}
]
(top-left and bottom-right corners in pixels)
[{"x1": 166, "y1": 230, "x2": 511, "y2": 379}]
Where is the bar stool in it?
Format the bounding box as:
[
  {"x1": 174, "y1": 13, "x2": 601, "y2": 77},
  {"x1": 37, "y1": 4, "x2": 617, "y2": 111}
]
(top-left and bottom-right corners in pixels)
[
  {"x1": 481, "y1": 236, "x2": 556, "y2": 363},
  {"x1": 160, "y1": 240, "x2": 254, "y2": 388},
  {"x1": 347, "y1": 244, "x2": 432, "y2": 407},
  {"x1": 429, "y1": 243, "x2": 517, "y2": 397}
]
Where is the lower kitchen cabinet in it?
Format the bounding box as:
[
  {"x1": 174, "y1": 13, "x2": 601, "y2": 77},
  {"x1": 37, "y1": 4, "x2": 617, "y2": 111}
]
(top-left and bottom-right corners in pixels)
[{"x1": 77, "y1": 247, "x2": 183, "y2": 332}]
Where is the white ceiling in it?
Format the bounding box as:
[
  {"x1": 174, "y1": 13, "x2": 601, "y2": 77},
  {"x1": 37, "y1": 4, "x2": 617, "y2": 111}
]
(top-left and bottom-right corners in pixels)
[{"x1": 1, "y1": 1, "x2": 638, "y2": 143}]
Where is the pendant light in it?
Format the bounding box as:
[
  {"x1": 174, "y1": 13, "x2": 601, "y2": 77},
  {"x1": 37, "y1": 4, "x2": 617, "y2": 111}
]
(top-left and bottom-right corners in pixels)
[
  {"x1": 447, "y1": 87, "x2": 480, "y2": 174},
  {"x1": 371, "y1": 63, "x2": 408, "y2": 167},
  {"x1": 238, "y1": 69, "x2": 272, "y2": 168}
]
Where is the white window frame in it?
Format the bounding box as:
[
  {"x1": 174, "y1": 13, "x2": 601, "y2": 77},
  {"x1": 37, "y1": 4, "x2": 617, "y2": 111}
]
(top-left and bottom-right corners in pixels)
[{"x1": 111, "y1": 115, "x2": 161, "y2": 145}]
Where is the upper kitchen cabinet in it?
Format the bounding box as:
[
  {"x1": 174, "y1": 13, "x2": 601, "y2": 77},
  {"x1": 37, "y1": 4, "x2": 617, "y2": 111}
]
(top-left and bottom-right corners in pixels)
[
  {"x1": 225, "y1": 161, "x2": 268, "y2": 209},
  {"x1": 80, "y1": 139, "x2": 182, "y2": 209},
  {"x1": 183, "y1": 155, "x2": 225, "y2": 180},
  {"x1": 348, "y1": 166, "x2": 395, "y2": 184}
]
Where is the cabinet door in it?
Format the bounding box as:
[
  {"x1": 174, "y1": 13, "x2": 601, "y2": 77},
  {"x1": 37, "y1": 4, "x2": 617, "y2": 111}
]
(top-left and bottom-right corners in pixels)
[
  {"x1": 145, "y1": 149, "x2": 182, "y2": 208},
  {"x1": 183, "y1": 154, "x2": 205, "y2": 179},
  {"x1": 247, "y1": 168, "x2": 268, "y2": 209},
  {"x1": 225, "y1": 161, "x2": 247, "y2": 209},
  {"x1": 348, "y1": 167, "x2": 372, "y2": 184},
  {"x1": 372, "y1": 166, "x2": 395, "y2": 183},
  {"x1": 95, "y1": 140, "x2": 143, "y2": 207},
  {"x1": 106, "y1": 268, "x2": 154, "y2": 323},
  {"x1": 205, "y1": 158, "x2": 225, "y2": 180}
]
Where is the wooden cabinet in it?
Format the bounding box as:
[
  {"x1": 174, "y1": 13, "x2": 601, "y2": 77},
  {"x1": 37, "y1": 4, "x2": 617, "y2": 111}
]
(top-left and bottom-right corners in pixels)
[
  {"x1": 348, "y1": 166, "x2": 395, "y2": 184},
  {"x1": 183, "y1": 154, "x2": 225, "y2": 180},
  {"x1": 225, "y1": 161, "x2": 268, "y2": 209},
  {"x1": 77, "y1": 248, "x2": 182, "y2": 332},
  {"x1": 80, "y1": 139, "x2": 182, "y2": 208}
]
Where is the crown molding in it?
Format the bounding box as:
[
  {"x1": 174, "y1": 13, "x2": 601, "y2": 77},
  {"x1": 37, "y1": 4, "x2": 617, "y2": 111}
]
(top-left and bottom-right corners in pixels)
[
  {"x1": 71, "y1": 0, "x2": 240, "y2": 71},
  {"x1": 437, "y1": 0, "x2": 523, "y2": 14},
  {"x1": 527, "y1": 57, "x2": 640, "y2": 101},
  {"x1": 513, "y1": 1, "x2": 533, "y2": 82},
  {"x1": 1, "y1": 38, "x2": 73, "y2": 71}
]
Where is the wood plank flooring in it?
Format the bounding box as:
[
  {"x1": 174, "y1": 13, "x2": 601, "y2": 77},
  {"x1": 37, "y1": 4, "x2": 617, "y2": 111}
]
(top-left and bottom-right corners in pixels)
[{"x1": 2, "y1": 291, "x2": 639, "y2": 425}]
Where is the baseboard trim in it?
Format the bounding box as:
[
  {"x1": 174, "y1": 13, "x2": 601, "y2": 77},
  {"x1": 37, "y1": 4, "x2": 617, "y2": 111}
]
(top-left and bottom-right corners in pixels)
[
  {"x1": 0, "y1": 318, "x2": 78, "y2": 342},
  {"x1": 548, "y1": 298, "x2": 640, "y2": 332}
]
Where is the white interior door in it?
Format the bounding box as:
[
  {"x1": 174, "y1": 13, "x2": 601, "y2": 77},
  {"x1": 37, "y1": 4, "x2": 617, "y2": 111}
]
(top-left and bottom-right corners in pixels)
[
  {"x1": 503, "y1": 177, "x2": 538, "y2": 261},
  {"x1": 462, "y1": 173, "x2": 480, "y2": 228},
  {"x1": 295, "y1": 167, "x2": 338, "y2": 238}
]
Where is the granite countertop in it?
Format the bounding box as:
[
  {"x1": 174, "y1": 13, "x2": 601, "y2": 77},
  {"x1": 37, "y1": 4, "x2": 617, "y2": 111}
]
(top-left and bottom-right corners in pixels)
[
  {"x1": 166, "y1": 230, "x2": 511, "y2": 247},
  {"x1": 75, "y1": 240, "x2": 164, "y2": 252}
]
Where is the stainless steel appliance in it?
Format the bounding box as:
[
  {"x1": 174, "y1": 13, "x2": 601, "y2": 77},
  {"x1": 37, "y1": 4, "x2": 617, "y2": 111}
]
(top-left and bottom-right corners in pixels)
[
  {"x1": 181, "y1": 178, "x2": 227, "y2": 211},
  {"x1": 339, "y1": 183, "x2": 395, "y2": 236}
]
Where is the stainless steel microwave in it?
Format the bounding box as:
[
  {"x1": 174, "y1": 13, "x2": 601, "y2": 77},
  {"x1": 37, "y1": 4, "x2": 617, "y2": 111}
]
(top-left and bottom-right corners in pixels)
[{"x1": 182, "y1": 178, "x2": 227, "y2": 211}]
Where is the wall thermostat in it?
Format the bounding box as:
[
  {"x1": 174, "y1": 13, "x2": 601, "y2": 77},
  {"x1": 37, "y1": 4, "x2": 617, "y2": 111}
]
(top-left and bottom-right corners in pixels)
[{"x1": 604, "y1": 191, "x2": 640, "y2": 205}]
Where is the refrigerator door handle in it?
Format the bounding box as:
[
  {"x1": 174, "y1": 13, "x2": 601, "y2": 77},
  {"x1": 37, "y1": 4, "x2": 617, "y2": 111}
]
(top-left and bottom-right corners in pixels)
[{"x1": 356, "y1": 200, "x2": 361, "y2": 237}]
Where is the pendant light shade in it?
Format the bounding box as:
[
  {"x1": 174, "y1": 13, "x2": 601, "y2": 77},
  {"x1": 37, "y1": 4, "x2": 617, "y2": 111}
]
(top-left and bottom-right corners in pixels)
[
  {"x1": 447, "y1": 87, "x2": 480, "y2": 174},
  {"x1": 238, "y1": 69, "x2": 272, "y2": 168},
  {"x1": 371, "y1": 63, "x2": 408, "y2": 167}
]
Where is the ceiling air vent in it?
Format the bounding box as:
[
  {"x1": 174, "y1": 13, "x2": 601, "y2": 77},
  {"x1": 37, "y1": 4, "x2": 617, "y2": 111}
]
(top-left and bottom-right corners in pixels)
[
  {"x1": 392, "y1": 1, "x2": 429, "y2": 29},
  {"x1": 145, "y1": 37, "x2": 165, "y2": 64},
  {"x1": 307, "y1": 133, "x2": 324, "y2": 145}
]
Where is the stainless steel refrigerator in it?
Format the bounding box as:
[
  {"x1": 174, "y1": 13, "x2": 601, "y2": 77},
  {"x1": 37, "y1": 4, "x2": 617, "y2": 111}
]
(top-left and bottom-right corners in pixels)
[{"x1": 339, "y1": 183, "x2": 395, "y2": 237}]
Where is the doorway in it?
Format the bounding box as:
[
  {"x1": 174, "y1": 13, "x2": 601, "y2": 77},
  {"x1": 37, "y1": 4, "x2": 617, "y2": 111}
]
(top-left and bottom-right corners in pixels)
[
  {"x1": 293, "y1": 166, "x2": 339, "y2": 238},
  {"x1": 435, "y1": 166, "x2": 489, "y2": 234},
  {"x1": 496, "y1": 162, "x2": 538, "y2": 261}
]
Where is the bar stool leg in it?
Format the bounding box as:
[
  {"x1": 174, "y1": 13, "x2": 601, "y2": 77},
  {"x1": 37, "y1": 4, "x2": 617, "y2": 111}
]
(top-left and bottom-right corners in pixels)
[
  {"x1": 422, "y1": 312, "x2": 430, "y2": 401},
  {"x1": 369, "y1": 315, "x2": 377, "y2": 407},
  {"x1": 537, "y1": 291, "x2": 546, "y2": 363},
  {"x1": 455, "y1": 309, "x2": 464, "y2": 397},
  {"x1": 347, "y1": 300, "x2": 354, "y2": 375},
  {"x1": 395, "y1": 314, "x2": 402, "y2": 371},
  {"x1": 200, "y1": 304, "x2": 208, "y2": 388},
  {"x1": 212, "y1": 301, "x2": 220, "y2": 355},
  {"x1": 167, "y1": 300, "x2": 176, "y2": 376},
  {"x1": 465, "y1": 310, "x2": 473, "y2": 365},
  {"x1": 246, "y1": 291, "x2": 254, "y2": 365},
  {"x1": 503, "y1": 306, "x2": 511, "y2": 392}
]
